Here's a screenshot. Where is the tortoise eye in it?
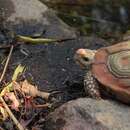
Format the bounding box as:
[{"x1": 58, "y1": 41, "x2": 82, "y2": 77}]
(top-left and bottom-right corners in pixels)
[{"x1": 83, "y1": 57, "x2": 89, "y2": 61}]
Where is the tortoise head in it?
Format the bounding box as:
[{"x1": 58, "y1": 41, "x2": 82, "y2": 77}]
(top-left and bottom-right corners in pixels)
[{"x1": 74, "y1": 48, "x2": 96, "y2": 68}]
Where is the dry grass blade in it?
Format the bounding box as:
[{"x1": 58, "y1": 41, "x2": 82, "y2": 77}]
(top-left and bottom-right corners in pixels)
[
  {"x1": 12, "y1": 64, "x2": 25, "y2": 81},
  {"x1": 0, "y1": 45, "x2": 14, "y2": 82},
  {"x1": 16, "y1": 35, "x2": 74, "y2": 44}
]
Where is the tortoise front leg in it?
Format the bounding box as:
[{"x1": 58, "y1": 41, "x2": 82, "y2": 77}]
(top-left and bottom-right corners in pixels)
[{"x1": 84, "y1": 71, "x2": 101, "y2": 99}]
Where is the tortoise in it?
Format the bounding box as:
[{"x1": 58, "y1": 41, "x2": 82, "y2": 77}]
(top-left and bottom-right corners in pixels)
[{"x1": 74, "y1": 41, "x2": 130, "y2": 104}]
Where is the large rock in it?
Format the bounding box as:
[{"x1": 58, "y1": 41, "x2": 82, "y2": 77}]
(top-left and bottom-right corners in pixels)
[
  {"x1": 44, "y1": 98, "x2": 130, "y2": 130},
  {"x1": 0, "y1": 0, "x2": 76, "y2": 39}
]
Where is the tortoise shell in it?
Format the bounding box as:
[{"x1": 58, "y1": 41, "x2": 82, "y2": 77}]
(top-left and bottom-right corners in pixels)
[{"x1": 92, "y1": 41, "x2": 130, "y2": 103}]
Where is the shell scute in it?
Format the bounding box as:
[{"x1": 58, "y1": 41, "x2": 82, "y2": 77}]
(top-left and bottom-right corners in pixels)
[{"x1": 92, "y1": 41, "x2": 130, "y2": 103}]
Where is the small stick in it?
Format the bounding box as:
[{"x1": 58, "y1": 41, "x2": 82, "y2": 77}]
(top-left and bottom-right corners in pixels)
[{"x1": 0, "y1": 45, "x2": 14, "y2": 82}]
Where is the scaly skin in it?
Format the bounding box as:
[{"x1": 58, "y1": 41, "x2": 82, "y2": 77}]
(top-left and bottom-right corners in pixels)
[
  {"x1": 74, "y1": 48, "x2": 101, "y2": 99},
  {"x1": 84, "y1": 71, "x2": 101, "y2": 99}
]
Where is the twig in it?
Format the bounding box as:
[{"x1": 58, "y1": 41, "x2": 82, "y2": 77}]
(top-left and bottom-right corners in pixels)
[
  {"x1": 0, "y1": 96, "x2": 25, "y2": 130},
  {"x1": 0, "y1": 45, "x2": 14, "y2": 82}
]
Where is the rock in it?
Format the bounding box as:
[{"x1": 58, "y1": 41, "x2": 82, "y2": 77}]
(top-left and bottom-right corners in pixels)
[
  {"x1": 0, "y1": 0, "x2": 76, "y2": 44},
  {"x1": 0, "y1": 0, "x2": 77, "y2": 59},
  {"x1": 44, "y1": 98, "x2": 130, "y2": 130}
]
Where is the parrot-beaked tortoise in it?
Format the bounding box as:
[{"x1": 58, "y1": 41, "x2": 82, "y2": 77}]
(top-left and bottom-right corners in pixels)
[{"x1": 74, "y1": 41, "x2": 130, "y2": 104}]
